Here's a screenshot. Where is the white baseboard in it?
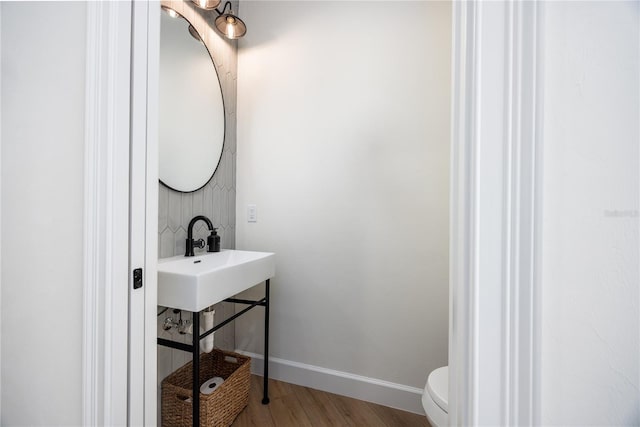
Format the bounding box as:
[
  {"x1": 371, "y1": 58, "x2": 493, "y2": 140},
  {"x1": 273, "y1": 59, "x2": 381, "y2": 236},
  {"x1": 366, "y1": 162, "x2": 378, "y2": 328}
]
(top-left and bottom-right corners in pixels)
[{"x1": 234, "y1": 350, "x2": 426, "y2": 416}]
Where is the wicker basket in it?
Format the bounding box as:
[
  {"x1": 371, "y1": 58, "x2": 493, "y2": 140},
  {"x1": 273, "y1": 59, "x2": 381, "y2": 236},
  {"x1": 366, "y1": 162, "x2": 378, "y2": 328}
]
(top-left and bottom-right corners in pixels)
[{"x1": 162, "y1": 349, "x2": 251, "y2": 427}]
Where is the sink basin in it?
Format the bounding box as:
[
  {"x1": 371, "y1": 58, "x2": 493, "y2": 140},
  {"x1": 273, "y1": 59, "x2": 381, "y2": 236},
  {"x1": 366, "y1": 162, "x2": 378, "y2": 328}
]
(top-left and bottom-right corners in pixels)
[{"x1": 158, "y1": 249, "x2": 275, "y2": 312}]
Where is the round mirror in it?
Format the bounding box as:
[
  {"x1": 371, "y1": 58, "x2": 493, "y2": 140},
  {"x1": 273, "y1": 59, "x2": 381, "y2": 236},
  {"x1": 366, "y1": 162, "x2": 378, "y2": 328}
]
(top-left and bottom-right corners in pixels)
[{"x1": 159, "y1": 10, "x2": 225, "y2": 192}]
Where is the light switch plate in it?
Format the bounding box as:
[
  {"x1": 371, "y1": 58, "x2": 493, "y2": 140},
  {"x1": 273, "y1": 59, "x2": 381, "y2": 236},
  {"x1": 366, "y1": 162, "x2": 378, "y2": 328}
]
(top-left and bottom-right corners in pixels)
[{"x1": 247, "y1": 204, "x2": 257, "y2": 222}]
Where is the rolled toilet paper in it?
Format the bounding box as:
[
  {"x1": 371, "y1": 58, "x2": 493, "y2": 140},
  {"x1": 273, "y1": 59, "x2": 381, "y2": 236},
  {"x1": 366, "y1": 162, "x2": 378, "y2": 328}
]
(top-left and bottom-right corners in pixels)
[
  {"x1": 200, "y1": 376, "x2": 224, "y2": 395},
  {"x1": 200, "y1": 309, "x2": 215, "y2": 353}
]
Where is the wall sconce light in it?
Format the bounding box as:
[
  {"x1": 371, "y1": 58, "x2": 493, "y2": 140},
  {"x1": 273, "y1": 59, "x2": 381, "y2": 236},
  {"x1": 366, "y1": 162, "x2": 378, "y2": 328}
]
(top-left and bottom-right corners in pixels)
[
  {"x1": 192, "y1": 0, "x2": 221, "y2": 10},
  {"x1": 161, "y1": 6, "x2": 204, "y2": 44},
  {"x1": 191, "y1": 0, "x2": 247, "y2": 39},
  {"x1": 188, "y1": 25, "x2": 204, "y2": 44},
  {"x1": 161, "y1": 5, "x2": 182, "y2": 19}
]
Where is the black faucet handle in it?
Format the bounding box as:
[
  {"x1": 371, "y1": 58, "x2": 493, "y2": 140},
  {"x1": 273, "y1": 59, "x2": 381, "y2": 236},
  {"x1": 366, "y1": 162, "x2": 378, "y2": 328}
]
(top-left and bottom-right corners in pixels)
[{"x1": 193, "y1": 238, "x2": 205, "y2": 249}]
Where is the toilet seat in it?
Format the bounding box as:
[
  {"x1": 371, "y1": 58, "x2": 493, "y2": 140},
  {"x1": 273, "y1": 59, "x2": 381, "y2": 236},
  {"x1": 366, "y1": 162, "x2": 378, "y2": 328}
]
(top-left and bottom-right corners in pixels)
[
  {"x1": 422, "y1": 366, "x2": 448, "y2": 427},
  {"x1": 427, "y1": 366, "x2": 448, "y2": 412}
]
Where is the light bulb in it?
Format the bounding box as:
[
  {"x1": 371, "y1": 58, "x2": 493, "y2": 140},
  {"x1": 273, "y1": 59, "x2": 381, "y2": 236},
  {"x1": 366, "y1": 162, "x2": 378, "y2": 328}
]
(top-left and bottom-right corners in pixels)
[
  {"x1": 226, "y1": 16, "x2": 236, "y2": 38},
  {"x1": 214, "y1": 12, "x2": 245, "y2": 39},
  {"x1": 191, "y1": 0, "x2": 220, "y2": 10}
]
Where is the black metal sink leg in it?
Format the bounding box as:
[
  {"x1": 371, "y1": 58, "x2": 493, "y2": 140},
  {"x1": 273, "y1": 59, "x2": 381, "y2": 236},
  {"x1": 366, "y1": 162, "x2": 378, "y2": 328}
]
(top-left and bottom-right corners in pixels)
[
  {"x1": 262, "y1": 279, "x2": 270, "y2": 405},
  {"x1": 192, "y1": 312, "x2": 200, "y2": 427}
]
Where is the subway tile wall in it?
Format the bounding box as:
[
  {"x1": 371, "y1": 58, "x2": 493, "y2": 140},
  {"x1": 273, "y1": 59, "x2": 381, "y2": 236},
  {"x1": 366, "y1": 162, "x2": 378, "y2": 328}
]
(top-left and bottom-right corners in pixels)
[{"x1": 157, "y1": 0, "x2": 238, "y2": 401}]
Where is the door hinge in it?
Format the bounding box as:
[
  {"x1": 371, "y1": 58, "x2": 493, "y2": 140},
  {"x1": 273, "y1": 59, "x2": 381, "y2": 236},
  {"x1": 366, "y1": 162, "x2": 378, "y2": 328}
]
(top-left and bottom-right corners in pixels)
[{"x1": 133, "y1": 268, "x2": 143, "y2": 289}]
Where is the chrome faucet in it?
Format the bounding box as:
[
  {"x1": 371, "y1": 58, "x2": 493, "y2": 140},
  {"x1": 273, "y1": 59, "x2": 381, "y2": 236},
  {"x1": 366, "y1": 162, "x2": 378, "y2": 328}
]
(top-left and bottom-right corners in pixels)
[{"x1": 185, "y1": 215, "x2": 219, "y2": 256}]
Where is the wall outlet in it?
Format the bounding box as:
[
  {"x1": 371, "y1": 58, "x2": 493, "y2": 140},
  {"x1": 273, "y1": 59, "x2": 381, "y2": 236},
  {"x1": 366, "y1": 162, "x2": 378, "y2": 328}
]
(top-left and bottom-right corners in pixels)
[{"x1": 247, "y1": 204, "x2": 257, "y2": 222}]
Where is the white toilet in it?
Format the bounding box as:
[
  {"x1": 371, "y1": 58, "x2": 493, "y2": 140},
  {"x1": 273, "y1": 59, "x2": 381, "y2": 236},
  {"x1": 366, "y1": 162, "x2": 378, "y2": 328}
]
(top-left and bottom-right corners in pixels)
[{"x1": 422, "y1": 366, "x2": 448, "y2": 427}]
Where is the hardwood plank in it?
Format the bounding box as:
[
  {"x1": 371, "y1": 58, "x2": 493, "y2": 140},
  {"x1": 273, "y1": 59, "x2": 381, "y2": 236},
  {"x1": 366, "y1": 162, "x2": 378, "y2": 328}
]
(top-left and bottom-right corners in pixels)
[
  {"x1": 233, "y1": 375, "x2": 275, "y2": 427},
  {"x1": 327, "y1": 393, "x2": 389, "y2": 426},
  {"x1": 232, "y1": 375, "x2": 430, "y2": 427},
  {"x1": 292, "y1": 385, "x2": 349, "y2": 427},
  {"x1": 267, "y1": 380, "x2": 313, "y2": 427},
  {"x1": 366, "y1": 401, "x2": 431, "y2": 427}
]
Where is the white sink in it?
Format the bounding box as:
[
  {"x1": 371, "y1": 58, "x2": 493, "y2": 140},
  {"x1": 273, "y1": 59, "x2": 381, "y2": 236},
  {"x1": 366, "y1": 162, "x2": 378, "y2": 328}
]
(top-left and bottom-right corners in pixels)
[{"x1": 158, "y1": 249, "x2": 275, "y2": 312}]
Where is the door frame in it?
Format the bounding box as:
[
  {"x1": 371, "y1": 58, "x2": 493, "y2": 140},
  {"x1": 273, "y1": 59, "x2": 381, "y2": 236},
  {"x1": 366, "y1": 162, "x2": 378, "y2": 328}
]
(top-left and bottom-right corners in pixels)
[
  {"x1": 130, "y1": 1, "x2": 160, "y2": 426},
  {"x1": 82, "y1": 0, "x2": 547, "y2": 424},
  {"x1": 82, "y1": 1, "x2": 159, "y2": 425},
  {"x1": 449, "y1": 1, "x2": 544, "y2": 425},
  {"x1": 82, "y1": 2, "x2": 132, "y2": 425},
  {"x1": 0, "y1": 4, "x2": 3, "y2": 421}
]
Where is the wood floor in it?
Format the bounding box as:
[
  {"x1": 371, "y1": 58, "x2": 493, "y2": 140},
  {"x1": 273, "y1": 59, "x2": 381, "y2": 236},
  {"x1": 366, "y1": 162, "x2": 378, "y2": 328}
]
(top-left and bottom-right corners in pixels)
[{"x1": 232, "y1": 375, "x2": 431, "y2": 427}]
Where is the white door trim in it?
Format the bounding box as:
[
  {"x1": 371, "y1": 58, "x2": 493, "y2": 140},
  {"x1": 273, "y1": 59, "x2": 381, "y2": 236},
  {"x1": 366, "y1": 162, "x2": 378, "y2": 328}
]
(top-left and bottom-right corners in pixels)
[
  {"x1": 82, "y1": 2, "x2": 133, "y2": 425},
  {"x1": 129, "y1": 2, "x2": 150, "y2": 424},
  {"x1": 144, "y1": 2, "x2": 161, "y2": 424},
  {"x1": 129, "y1": 1, "x2": 160, "y2": 425},
  {"x1": 449, "y1": 1, "x2": 544, "y2": 425},
  {"x1": 0, "y1": 4, "x2": 3, "y2": 421}
]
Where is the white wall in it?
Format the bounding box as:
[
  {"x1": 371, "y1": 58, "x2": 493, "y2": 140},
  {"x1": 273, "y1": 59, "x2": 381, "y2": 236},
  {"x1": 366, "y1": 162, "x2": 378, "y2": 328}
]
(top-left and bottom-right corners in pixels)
[
  {"x1": 1, "y1": 3, "x2": 86, "y2": 424},
  {"x1": 540, "y1": 1, "x2": 639, "y2": 425},
  {"x1": 236, "y1": 0, "x2": 451, "y2": 410}
]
